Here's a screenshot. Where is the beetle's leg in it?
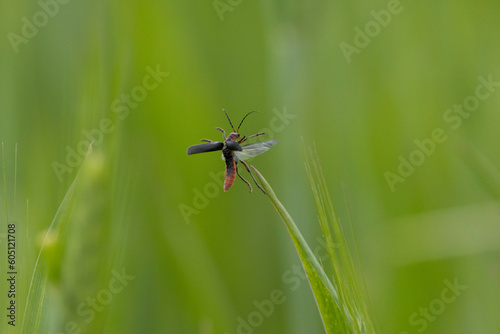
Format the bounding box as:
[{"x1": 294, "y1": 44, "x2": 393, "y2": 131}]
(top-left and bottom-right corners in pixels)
[
  {"x1": 240, "y1": 160, "x2": 266, "y2": 194},
  {"x1": 236, "y1": 164, "x2": 252, "y2": 193},
  {"x1": 238, "y1": 132, "x2": 265, "y2": 144},
  {"x1": 200, "y1": 139, "x2": 213, "y2": 143},
  {"x1": 215, "y1": 127, "x2": 226, "y2": 140}
]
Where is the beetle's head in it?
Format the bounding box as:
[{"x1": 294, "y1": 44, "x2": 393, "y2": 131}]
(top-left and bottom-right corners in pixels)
[{"x1": 227, "y1": 132, "x2": 240, "y2": 141}]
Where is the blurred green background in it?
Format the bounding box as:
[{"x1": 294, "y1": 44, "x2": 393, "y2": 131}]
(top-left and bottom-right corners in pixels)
[{"x1": 1, "y1": 0, "x2": 500, "y2": 333}]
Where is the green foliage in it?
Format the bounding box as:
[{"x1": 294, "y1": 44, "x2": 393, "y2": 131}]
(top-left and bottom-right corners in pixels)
[{"x1": 1, "y1": 1, "x2": 500, "y2": 333}]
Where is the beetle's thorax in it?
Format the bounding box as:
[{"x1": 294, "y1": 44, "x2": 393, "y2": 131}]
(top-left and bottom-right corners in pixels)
[
  {"x1": 226, "y1": 132, "x2": 240, "y2": 143},
  {"x1": 223, "y1": 133, "x2": 238, "y2": 159}
]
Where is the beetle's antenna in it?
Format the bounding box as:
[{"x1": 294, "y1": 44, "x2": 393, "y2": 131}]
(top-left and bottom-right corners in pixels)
[
  {"x1": 237, "y1": 110, "x2": 258, "y2": 133},
  {"x1": 222, "y1": 109, "x2": 236, "y2": 132}
]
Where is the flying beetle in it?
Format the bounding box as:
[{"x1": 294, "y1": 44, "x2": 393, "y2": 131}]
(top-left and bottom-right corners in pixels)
[{"x1": 187, "y1": 109, "x2": 278, "y2": 194}]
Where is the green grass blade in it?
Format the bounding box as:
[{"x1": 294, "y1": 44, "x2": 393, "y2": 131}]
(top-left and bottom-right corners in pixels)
[
  {"x1": 252, "y1": 159, "x2": 376, "y2": 334},
  {"x1": 251, "y1": 165, "x2": 343, "y2": 334},
  {"x1": 305, "y1": 147, "x2": 377, "y2": 334},
  {"x1": 21, "y1": 176, "x2": 78, "y2": 333},
  {"x1": 21, "y1": 144, "x2": 93, "y2": 333}
]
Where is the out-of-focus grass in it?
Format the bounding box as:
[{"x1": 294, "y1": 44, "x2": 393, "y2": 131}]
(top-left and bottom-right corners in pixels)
[{"x1": 1, "y1": 0, "x2": 500, "y2": 333}]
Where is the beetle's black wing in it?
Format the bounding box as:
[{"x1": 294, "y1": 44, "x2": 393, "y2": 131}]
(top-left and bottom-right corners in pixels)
[
  {"x1": 226, "y1": 141, "x2": 243, "y2": 151},
  {"x1": 187, "y1": 142, "x2": 224, "y2": 155}
]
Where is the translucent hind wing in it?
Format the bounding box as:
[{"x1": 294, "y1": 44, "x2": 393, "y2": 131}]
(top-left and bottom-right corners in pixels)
[{"x1": 234, "y1": 140, "x2": 278, "y2": 161}]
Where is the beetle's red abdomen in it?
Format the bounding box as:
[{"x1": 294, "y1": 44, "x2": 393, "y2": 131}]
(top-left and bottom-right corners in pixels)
[
  {"x1": 224, "y1": 159, "x2": 236, "y2": 191},
  {"x1": 223, "y1": 134, "x2": 240, "y2": 191}
]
